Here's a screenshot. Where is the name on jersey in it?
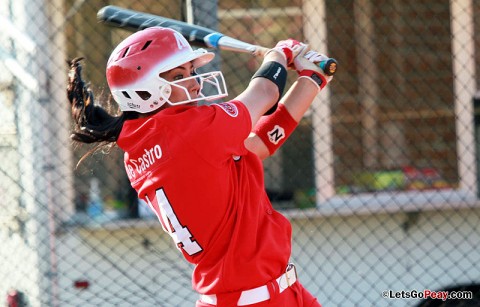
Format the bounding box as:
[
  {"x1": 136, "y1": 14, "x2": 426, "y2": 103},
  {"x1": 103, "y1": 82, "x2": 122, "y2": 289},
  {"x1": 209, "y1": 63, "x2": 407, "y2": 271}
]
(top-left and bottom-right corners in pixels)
[{"x1": 125, "y1": 144, "x2": 162, "y2": 179}]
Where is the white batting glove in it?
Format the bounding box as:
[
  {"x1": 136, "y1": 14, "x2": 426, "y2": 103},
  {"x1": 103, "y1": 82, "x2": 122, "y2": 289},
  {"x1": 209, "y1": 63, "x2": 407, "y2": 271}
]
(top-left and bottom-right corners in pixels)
[
  {"x1": 294, "y1": 46, "x2": 333, "y2": 91},
  {"x1": 305, "y1": 50, "x2": 330, "y2": 63},
  {"x1": 265, "y1": 39, "x2": 305, "y2": 68},
  {"x1": 304, "y1": 50, "x2": 335, "y2": 81}
]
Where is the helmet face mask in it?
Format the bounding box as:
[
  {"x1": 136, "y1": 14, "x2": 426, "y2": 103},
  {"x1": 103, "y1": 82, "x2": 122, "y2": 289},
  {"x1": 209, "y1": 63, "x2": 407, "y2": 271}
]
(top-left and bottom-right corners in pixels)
[
  {"x1": 106, "y1": 27, "x2": 228, "y2": 113},
  {"x1": 167, "y1": 70, "x2": 228, "y2": 105}
]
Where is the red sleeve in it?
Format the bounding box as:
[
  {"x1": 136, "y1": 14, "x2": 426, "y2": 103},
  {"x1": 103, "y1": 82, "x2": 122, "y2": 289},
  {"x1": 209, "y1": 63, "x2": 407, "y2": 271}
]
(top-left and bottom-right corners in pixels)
[{"x1": 183, "y1": 100, "x2": 252, "y2": 164}]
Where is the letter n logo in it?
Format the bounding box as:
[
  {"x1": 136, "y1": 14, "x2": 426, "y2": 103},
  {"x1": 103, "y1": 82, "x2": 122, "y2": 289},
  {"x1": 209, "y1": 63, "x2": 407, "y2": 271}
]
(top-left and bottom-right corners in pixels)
[{"x1": 267, "y1": 125, "x2": 285, "y2": 145}]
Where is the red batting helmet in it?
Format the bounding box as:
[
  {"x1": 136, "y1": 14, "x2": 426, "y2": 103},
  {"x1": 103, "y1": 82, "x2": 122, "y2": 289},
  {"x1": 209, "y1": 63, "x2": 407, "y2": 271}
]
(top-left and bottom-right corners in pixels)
[{"x1": 106, "y1": 27, "x2": 227, "y2": 113}]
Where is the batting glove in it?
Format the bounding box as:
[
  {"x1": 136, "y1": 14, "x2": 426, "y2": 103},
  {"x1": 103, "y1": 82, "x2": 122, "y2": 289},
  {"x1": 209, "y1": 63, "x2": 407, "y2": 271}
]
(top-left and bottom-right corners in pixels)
[
  {"x1": 294, "y1": 46, "x2": 333, "y2": 91},
  {"x1": 266, "y1": 39, "x2": 304, "y2": 67},
  {"x1": 305, "y1": 50, "x2": 330, "y2": 63}
]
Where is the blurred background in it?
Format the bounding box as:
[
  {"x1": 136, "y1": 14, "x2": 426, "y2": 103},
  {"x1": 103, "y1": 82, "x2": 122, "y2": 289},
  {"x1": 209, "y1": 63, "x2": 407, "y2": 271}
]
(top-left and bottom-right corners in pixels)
[{"x1": 1, "y1": 0, "x2": 480, "y2": 306}]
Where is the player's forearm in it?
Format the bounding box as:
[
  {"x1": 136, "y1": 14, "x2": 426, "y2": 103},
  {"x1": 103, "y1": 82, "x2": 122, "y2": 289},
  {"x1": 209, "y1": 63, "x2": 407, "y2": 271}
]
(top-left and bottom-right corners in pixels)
[
  {"x1": 236, "y1": 80, "x2": 279, "y2": 127},
  {"x1": 244, "y1": 45, "x2": 327, "y2": 158},
  {"x1": 245, "y1": 77, "x2": 322, "y2": 159},
  {"x1": 244, "y1": 133, "x2": 270, "y2": 160},
  {"x1": 236, "y1": 49, "x2": 288, "y2": 128},
  {"x1": 279, "y1": 77, "x2": 319, "y2": 122}
]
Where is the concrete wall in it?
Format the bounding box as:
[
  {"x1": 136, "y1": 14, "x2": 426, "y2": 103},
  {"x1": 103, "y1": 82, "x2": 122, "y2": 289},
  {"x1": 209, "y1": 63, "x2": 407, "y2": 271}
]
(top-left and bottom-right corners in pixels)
[{"x1": 54, "y1": 207, "x2": 480, "y2": 307}]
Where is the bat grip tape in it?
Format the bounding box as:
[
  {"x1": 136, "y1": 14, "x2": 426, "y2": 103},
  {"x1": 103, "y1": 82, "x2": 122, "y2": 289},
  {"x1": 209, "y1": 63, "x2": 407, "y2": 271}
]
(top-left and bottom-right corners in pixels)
[{"x1": 204, "y1": 33, "x2": 224, "y2": 48}]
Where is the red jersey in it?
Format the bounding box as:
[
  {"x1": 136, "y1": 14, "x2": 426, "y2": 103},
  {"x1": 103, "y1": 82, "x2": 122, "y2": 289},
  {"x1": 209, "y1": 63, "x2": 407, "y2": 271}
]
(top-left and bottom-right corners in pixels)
[{"x1": 117, "y1": 100, "x2": 292, "y2": 294}]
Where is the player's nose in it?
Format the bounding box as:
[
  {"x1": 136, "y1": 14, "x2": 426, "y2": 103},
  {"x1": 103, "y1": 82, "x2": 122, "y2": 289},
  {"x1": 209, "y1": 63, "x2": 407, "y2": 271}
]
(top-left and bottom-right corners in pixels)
[{"x1": 188, "y1": 77, "x2": 201, "y2": 96}]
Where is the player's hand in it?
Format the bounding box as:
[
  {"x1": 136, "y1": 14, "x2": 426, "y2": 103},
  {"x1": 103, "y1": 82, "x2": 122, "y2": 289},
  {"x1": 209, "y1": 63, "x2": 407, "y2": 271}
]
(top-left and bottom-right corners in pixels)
[
  {"x1": 294, "y1": 46, "x2": 333, "y2": 90},
  {"x1": 269, "y1": 39, "x2": 304, "y2": 67},
  {"x1": 305, "y1": 50, "x2": 330, "y2": 64}
]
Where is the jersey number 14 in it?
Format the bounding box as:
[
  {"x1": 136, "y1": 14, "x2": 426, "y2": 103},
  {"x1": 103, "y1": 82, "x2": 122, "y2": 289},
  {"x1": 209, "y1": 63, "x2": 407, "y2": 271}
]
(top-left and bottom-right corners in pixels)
[{"x1": 145, "y1": 188, "x2": 203, "y2": 256}]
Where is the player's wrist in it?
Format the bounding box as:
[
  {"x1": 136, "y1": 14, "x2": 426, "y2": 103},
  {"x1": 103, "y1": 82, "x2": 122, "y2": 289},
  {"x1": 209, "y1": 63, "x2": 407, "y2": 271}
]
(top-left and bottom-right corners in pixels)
[
  {"x1": 269, "y1": 39, "x2": 302, "y2": 67},
  {"x1": 264, "y1": 48, "x2": 288, "y2": 66},
  {"x1": 271, "y1": 47, "x2": 292, "y2": 65},
  {"x1": 297, "y1": 69, "x2": 327, "y2": 90},
  {"x1": 253, "y1": 103, "x2": 298, "y2": 155}
]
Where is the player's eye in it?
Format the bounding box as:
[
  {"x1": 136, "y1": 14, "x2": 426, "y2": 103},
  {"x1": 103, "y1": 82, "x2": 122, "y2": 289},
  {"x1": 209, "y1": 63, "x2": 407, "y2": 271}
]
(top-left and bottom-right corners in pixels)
[{"x1": 173, "y1": 74, "x2": 185, "y2": 81}]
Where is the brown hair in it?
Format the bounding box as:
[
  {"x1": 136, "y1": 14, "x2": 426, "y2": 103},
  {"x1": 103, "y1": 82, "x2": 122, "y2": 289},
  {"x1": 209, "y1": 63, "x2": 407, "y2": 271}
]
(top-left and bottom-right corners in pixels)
[{"x1": 70, "y1": 90, "x2": 140, "y2": 164}]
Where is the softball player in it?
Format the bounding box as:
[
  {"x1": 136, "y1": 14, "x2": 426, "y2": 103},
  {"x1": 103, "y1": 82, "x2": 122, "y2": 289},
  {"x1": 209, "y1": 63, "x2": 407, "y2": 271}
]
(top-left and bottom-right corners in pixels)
[{"x1": 69, "y1": 27, "x2": 331, "y2": 307}]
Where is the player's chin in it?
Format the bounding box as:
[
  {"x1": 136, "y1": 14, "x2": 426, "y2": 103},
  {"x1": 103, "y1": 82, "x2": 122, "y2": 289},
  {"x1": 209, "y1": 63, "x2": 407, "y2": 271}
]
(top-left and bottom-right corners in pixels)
[
  {"x1": 184, "y1": 101, "x2": 199, "y2": 107},
  {"x1": 186, "y1": 95, "x2": 201, "y2": 107}
]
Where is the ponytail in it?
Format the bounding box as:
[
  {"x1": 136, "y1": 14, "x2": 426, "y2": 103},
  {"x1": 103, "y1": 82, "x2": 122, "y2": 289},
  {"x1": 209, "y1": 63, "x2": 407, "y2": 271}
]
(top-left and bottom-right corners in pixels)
[
  {"x1": 70, "y1": 95, "x2": 134, "y2": 144},
  {"x1": 67, "y1": 57, "x2": 142, "y2": 165}
]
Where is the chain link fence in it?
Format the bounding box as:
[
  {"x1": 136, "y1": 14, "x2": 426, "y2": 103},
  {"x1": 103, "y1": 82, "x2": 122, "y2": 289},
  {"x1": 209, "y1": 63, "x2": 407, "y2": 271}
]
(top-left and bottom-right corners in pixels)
[{"x1": 1, "y1": 0, "x2": 480, "y2": 306}]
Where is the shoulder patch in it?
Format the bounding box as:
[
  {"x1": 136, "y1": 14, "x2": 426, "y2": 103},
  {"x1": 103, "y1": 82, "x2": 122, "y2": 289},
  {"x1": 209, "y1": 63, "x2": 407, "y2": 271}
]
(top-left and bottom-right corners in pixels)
[{"x1": 216, "y1": 102, "x2": 239, "y2": 117}]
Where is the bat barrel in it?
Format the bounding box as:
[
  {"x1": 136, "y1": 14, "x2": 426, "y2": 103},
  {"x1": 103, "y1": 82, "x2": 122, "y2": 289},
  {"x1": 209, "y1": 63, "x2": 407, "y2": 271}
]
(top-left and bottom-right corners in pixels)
[
  {"x1": 97, "y1": 6, "x2": 156, "y2": 31},
  {"x1": 97, "y1": 6, "x2": 214, "y2": 47}
]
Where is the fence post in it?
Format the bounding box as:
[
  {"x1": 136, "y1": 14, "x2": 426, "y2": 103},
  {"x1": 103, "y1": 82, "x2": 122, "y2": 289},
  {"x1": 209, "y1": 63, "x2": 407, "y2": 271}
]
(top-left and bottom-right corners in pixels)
[
  {"x1": 302, "y1": 0, "x2": 335, "y2": 203},
  {"x1": 450, "y1": 0, "x2": 477, "y2": 196}
]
